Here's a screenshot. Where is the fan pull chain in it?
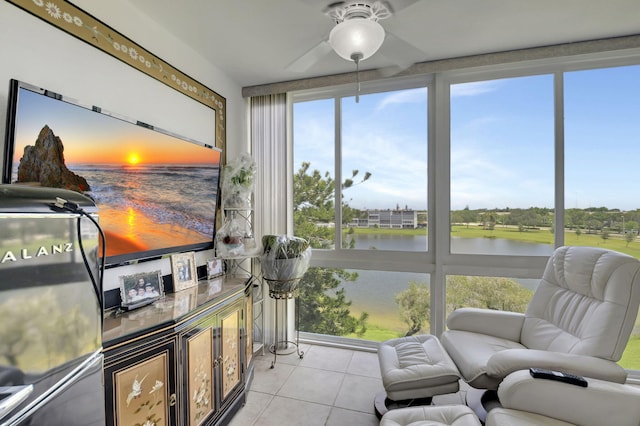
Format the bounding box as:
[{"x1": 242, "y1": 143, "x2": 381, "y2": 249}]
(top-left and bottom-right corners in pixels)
[
  {"x1": 356, "y1": 59, "x2": 360, "y2": 103},
  {"x1": 351, "y1": 53, "x2": 363, "y2": 103}
]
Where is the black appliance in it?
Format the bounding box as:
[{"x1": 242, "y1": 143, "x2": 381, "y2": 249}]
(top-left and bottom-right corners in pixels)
[{"x1": 0, "y1": 185, "x2": 105, "y2": 426}]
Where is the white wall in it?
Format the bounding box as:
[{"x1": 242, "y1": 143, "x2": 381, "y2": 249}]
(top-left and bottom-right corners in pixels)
[{"x1": 0, "y1": 1, "x2": 247, "y2": 292}]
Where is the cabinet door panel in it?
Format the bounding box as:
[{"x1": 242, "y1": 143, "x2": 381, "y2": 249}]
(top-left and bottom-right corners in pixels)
[
  {"x1": 221, "y1": 309, "x2": 240, "y2": 398},
  {"x1": 114, "y1": 352, "x2": 170, "y2": 426},
  {"x1": 187, "y1": 328, "x2": 214, "y2": 425}
]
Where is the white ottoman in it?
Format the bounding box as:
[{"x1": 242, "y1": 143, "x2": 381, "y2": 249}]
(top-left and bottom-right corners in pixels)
[
  {"x1": 380, "y1": 406, "x2": 482, "y2": 426},
  {"x1": 378, "y1": 335, "x2": 461, "y2": 401}
]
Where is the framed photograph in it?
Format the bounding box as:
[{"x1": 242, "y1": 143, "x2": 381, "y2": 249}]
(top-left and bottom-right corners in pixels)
[
  {"x1": 206, "y1": 258, "x2": 224, "y2": 279},
  {"x1": 119, "y1": 270, "x2": 164, "y2": 309},
  {"x1": 171, "y1": 251, "x2": 198, "y2": 291}
]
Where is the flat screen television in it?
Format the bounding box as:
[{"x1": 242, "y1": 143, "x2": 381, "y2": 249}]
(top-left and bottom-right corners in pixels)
[{"x1": 3, "y1": 79, "x2": 222, "y2": 267}]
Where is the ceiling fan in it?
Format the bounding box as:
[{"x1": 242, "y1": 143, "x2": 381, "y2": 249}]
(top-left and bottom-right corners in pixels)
[{"x1": 289, "y1": 0, "x2": 426, "y2": 82}]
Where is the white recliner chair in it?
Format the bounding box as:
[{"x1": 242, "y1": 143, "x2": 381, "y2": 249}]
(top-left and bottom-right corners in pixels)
[{"x1": 441, "y1": 245, "x2": 640, "y2": 392}]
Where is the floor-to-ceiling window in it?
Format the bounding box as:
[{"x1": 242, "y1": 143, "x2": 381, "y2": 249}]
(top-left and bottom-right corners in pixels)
[
  {"x1": 292, "y1": 81, "x2": 430, "y2": 343},
  {"x1": 288, "y1": 57, "x2": 640, "y2": 372},
  {"x1": 444, "y1": 74, "x2": 555, "y2": 347},
  {"x1": 564, "y1": 64, "x2": 640, "y2": 370}
]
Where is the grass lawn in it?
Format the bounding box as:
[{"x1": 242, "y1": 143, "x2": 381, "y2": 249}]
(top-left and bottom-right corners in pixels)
[
  {"x1": 345, "y1": 323, "x2": 404, "y2": 342},
  {"x1": 620, "y1": 335, "x2": 640, "y2": 370}
]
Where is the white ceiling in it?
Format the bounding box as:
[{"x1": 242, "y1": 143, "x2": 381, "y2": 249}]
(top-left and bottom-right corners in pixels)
[{"x1": 125, "y1": 0, "x2": 640, "y2": 88}]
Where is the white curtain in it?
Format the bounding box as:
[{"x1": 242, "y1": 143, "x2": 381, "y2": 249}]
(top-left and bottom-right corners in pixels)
[
  {"x1": 250, "y1": 93, "x2": 293, "y2": 350},
  {"x1": 251, "y1": 93, "x2": 288, "y2": 238}
]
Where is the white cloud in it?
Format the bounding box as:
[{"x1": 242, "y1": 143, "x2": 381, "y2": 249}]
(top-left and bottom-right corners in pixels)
[
  {"x1": 451, "y1": 81, "x2": 499, "y2": 98},
  {"x1": 451, "y1": 146, "x2": 512, "y2": 179},
  {"x1": 339, "y1": 125, "x2": 427, "y2": 209},
  {"x1": 375, "y1": 87, "x2": 427, "y2": 111}
]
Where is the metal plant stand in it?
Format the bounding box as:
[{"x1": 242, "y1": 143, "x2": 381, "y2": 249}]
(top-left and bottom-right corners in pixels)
[{"x1": 266, "y1": 277, "x2": 304, "y2": 368}]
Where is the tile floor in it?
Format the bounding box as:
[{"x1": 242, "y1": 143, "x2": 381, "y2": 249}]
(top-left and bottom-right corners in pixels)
[{"x1": 229, "y1": 343, "x2": 468, "y2": 426}]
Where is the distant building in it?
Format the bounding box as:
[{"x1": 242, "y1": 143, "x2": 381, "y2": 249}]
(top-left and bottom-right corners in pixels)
[{"x1": 350, "y1": 209, "x2": 421, "y2": 229}]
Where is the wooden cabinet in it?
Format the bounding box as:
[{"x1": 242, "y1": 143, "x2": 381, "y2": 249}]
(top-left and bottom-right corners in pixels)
[{"x1": 103, "y1": 276, "x2": 252, "y2": 426}]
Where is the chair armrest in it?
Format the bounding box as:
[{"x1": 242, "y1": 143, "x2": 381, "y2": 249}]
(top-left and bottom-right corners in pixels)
[
  {"x1": 486, "y1": 349, "x2": 628, "y2": 383},
  {"x1": 445, "y1": 308, "x2": 525, "y2": 342},
  {"x1": 497, "y1": 370, "x2": 640, "y2": 426}
]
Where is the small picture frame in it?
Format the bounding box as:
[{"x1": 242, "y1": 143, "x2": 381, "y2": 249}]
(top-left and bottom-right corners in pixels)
[
  {"x1": 206, "y1": 258, "x2": 224, "y2": 279},
  {"x1": 119, "y1": 270, "x2": 164, "y2": 310},
  {"x1": 171, "y1": 251, "x2": 198, "y2": 291}
]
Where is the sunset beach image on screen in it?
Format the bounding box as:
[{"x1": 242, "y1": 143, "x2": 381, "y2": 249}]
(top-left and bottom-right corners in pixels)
[{"x1": 6, "y1": 82, "x2": 221, "y2": 264}]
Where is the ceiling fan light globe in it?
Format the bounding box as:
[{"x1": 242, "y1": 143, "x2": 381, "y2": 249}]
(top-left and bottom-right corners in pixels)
[{"x1": 329, "y1": 19, "x2": 385, "y2": 62}]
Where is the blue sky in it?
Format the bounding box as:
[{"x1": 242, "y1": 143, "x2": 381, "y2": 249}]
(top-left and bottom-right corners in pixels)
[{"x1": 294, "y1": 64, "x2": 640, "y2": 211}]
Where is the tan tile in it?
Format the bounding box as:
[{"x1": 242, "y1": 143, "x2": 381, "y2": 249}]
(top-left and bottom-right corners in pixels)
[
  {"x1": 260, "y1": 343, "x2": 310, "y2": 367},
  {"x1": 277, "y1": 366, "x2": 345, "y2": 405},
  {"x1": 334, "y1": 374, "x2": 383, "y2": 414},
  {"x1": 250, "y1": 357, "x2": 295, "y2": 395},
  {"x1": 347, "y1": 350, "x2": 381, "y2": 378},
  {"x1": 298, "y1": 345, "x2": 354, "y2": 373},
  {"x1": 253, "y1": 396, "x2": 332, "y2": 426},
  {"x1": 228, "y1": 391, "x2": 273, "y2": 426}
]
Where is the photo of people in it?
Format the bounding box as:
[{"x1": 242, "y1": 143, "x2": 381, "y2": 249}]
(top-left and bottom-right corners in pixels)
[
  {"x1": 120, "y1": 271, "x2": 164, "y2": 307},
  {"x1": 171, "y1": 252, "x2": 198, "y2": 291},
  {"x1": 177, "y1": 259, "x2": 192, "y2": 282}
]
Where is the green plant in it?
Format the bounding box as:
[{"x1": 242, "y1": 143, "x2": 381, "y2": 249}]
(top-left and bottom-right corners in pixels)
[{"x1": 261, "y1": 235, "x2": 310, "y2": 259}]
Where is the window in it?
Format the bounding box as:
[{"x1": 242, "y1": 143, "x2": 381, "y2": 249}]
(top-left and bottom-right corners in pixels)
[
  {"x1": 450, "y1": 75, "x2": 555, "y2": 255},
  {"x1": 297, "y1": 268, "x2": 430, "y2": 341},
  {"x1": 292, "y1": 83, "x2": 429, "y2": 342},
  {"x1": 293, "y1": 87, "x2": 428, "y2": 251},
  {"x1": 445, "y1": 275, "x2": 536, "y2": 319},
  {"x1": 340, "y1": 89, "x2": 428, "y2": 251},
  {"x1": 564, "y1": 64, "x2": 640, "y2": 370},
  {"x1": 286, "y1": 55, "x2": 640, "y2": 374},
  {"x1": 293, "y1": 98, "x2": 336, "y2": 248}
]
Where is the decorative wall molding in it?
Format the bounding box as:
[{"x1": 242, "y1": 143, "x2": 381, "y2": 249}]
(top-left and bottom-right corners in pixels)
[{"x1": 6, "y1": 0, "x2": 226, "y2": 151}]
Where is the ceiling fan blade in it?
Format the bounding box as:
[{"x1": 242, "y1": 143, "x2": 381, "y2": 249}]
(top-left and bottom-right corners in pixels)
[
  {"x1": 299, "y1": 0, "x2": 421, "y2": 15},
  {"x1": 298, "y1": 0, "x2": 347, "y2": 14},
  {"x1": 377, "y1": 31, "x2": 425, "y2": 76},
  {"x1": 381, "y1": 0, "x2": 421, "y2": 14},
  {"x1": 286, "y1": 40, "x2": 333, "y2": 72}
]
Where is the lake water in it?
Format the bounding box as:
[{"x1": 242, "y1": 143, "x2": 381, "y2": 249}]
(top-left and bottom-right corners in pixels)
[
  {"x1": 332, "y1": 234, "x2": 552, "y2": 334},
  {"x1": 349, "y1": 233, "x2": 555, "y2": 256}
]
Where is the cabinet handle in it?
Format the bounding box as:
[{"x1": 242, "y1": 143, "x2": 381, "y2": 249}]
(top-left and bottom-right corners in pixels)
[
  {"x1": 213, "y1": 355, "x2": 223, "y2": 368},
  {"x1": 169, "y1": 393, "x2": 177, "y2": 406}
]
